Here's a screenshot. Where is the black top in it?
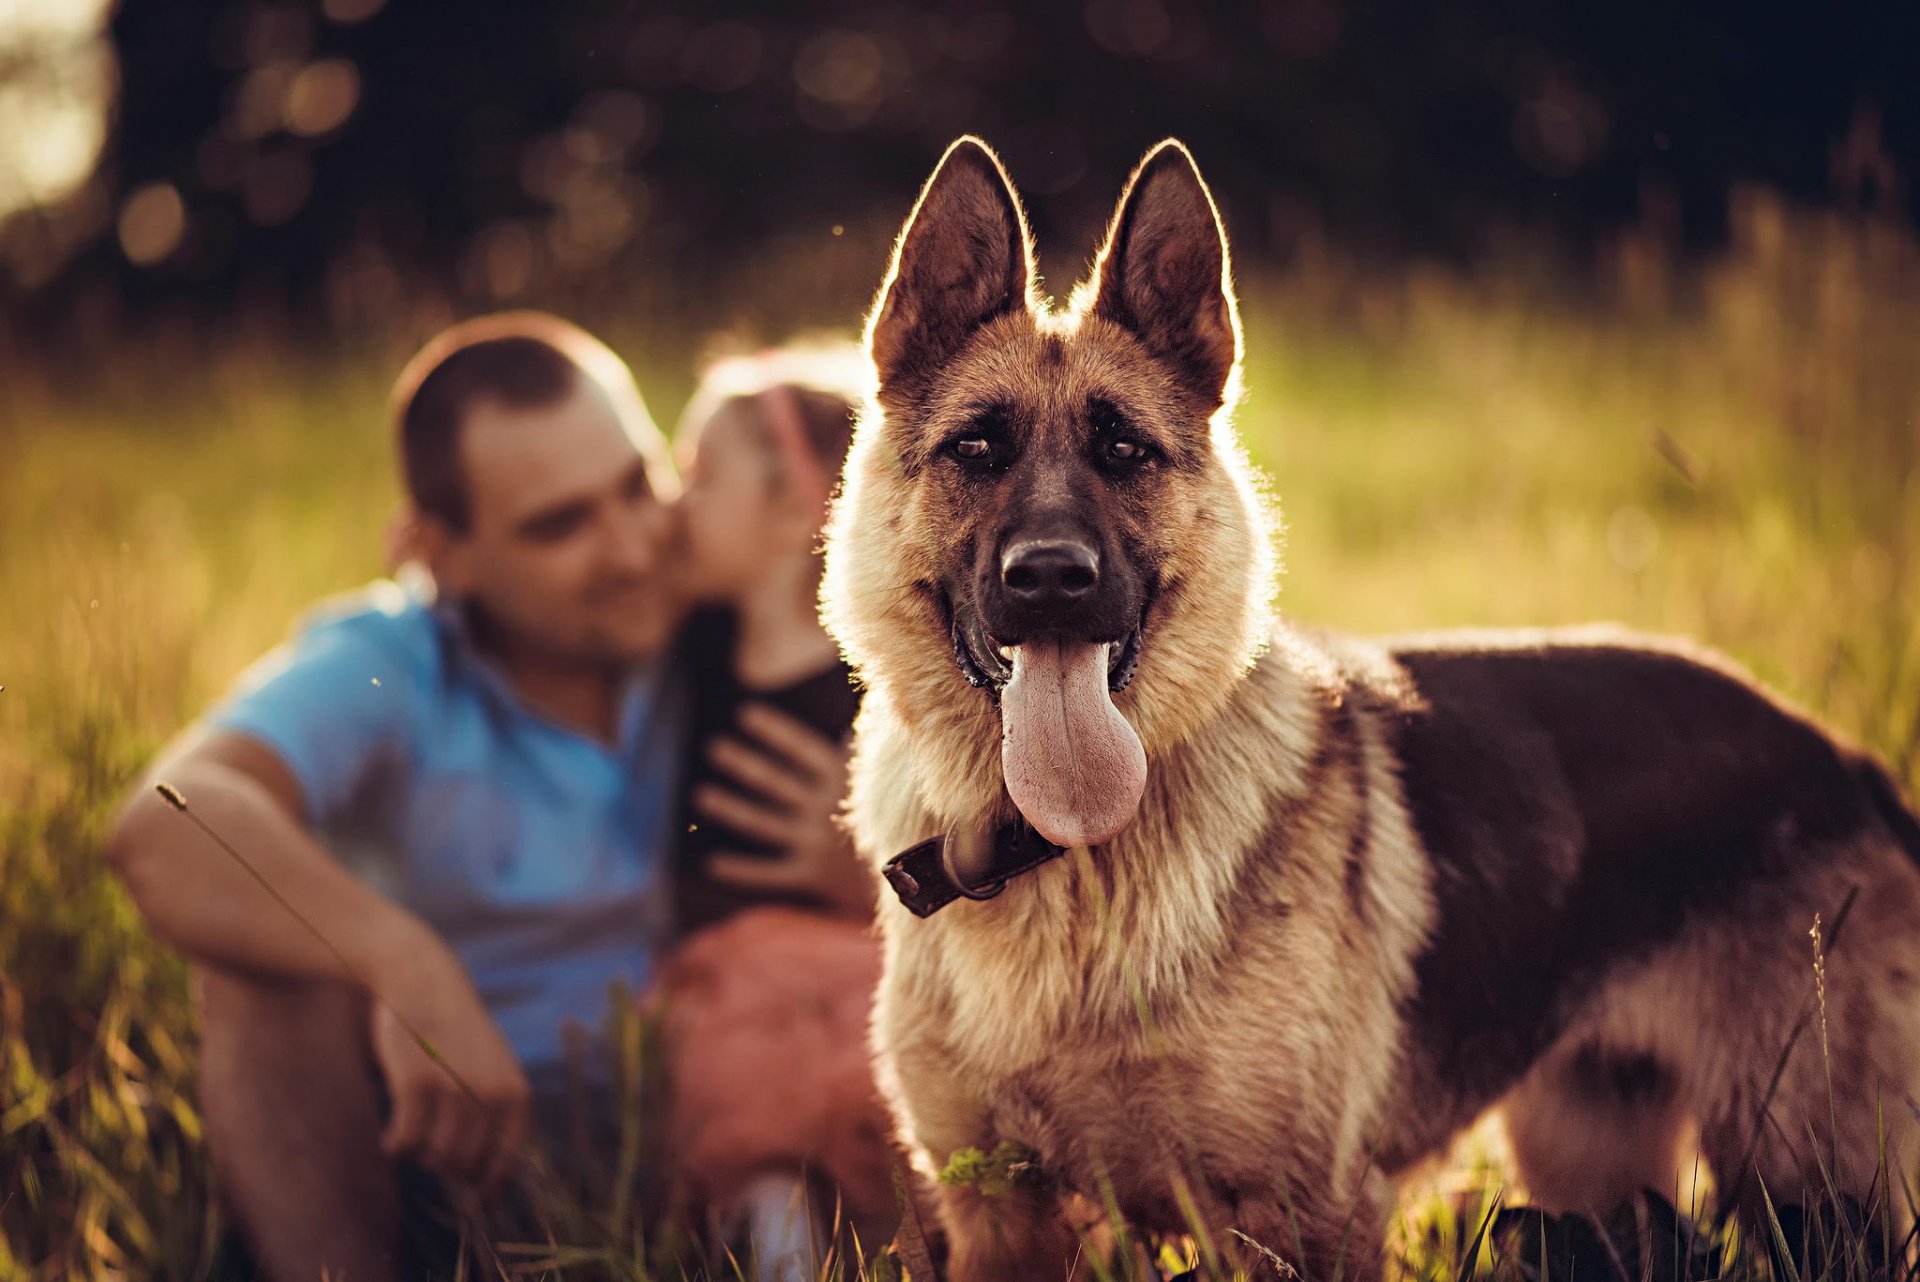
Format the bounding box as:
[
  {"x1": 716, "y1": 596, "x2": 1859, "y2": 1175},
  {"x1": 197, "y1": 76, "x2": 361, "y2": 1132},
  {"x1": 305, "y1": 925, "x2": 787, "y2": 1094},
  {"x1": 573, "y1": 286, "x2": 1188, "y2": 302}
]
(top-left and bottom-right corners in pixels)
[{"x1": 673, "y1": 607, "x2": 862, "y2": 935}]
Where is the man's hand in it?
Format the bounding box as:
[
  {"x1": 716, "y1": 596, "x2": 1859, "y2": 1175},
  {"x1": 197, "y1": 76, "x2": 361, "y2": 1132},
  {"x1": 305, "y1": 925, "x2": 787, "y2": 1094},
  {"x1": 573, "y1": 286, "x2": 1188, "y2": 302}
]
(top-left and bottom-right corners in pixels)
[
  {"x1": 695, "y1": 702, "x2": 873, "y2": 916},
  {"x1": 369, "y1": 940, "x2": 531, "y2": 1191}
]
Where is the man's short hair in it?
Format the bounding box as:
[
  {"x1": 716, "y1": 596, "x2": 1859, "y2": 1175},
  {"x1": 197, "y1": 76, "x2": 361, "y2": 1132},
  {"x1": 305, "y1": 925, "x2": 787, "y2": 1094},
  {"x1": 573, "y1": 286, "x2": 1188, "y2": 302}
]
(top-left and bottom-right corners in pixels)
[{"x1": 390, "y1": 312, "x2": 670, "y2": 532}]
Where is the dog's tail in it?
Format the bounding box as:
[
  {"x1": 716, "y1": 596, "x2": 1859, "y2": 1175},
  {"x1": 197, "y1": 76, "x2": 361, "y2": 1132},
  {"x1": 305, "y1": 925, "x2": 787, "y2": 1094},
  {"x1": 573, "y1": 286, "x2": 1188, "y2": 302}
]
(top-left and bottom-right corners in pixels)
[{"x1": 1856, "y1": 754, "x2": 1920, "y2": 868}]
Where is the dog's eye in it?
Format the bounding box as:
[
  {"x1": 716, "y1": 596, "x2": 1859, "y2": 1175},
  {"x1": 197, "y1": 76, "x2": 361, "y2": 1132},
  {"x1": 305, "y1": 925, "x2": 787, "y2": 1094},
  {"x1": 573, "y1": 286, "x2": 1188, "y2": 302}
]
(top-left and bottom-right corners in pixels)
[
  {"x1": 952, "y1": 437, "x2": 993, "y2": 461},
  {"x1": 1107, "y1": 438, "x2": 1147, "y2": 463}
]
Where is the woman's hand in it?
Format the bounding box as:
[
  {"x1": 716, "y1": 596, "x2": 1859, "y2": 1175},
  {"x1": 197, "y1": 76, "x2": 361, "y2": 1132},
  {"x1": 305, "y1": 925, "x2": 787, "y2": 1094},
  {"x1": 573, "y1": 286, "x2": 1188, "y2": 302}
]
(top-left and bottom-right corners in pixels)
[{"x1": 695, "y1": 702, "x2": 874, "y2": 917}]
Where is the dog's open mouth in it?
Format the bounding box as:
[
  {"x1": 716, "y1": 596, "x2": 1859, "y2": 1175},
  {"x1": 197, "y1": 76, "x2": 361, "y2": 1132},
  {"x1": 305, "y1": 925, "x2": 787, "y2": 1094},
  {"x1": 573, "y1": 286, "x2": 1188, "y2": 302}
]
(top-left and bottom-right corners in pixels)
[
  {"x1": 947, "y1": 602, "x2": 1146, "y2": 695},
  {"x1": 944, "y1": 593, "x2": 1152, "y2": 848}
]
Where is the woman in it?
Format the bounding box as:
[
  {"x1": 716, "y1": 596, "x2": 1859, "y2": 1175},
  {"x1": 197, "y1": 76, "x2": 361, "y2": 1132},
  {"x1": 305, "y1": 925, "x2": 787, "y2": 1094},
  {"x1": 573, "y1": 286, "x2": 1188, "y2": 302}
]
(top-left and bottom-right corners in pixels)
[{"x1": 660, "y1": 346, "x2": 896, "y2": 1278}]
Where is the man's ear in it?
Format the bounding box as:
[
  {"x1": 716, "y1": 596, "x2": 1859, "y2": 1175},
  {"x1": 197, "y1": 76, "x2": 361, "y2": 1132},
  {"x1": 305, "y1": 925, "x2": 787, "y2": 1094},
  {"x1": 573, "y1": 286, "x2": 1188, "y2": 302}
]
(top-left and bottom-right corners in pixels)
[
  {"x1": 384, "y1": 509, "x2": 428, "y2": 574},
  {"x1": 867, "y1": 137, "x2": 1033, "y2": 400},
  {"x1": 404, "y1": 510, "x2": 471, "y2": 596},
  {"x1": 1090, "y1": 139, "x2": 1240, "y2": 411}
]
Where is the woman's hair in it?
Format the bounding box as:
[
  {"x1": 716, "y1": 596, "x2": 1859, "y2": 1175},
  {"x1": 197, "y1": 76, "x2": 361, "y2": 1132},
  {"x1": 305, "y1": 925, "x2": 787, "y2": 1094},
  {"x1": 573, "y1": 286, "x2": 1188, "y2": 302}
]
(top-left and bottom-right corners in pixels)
[{"x1": 678, "y1": 343, "x2": 867, "y2": 498}]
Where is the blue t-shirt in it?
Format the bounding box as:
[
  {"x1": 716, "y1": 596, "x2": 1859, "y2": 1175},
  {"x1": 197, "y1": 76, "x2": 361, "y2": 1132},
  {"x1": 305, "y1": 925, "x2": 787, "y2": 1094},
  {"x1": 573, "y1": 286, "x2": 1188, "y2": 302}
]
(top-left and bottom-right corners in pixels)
[{"x1": 208, "y1": 580, "x2": 684, "y2": 1075}]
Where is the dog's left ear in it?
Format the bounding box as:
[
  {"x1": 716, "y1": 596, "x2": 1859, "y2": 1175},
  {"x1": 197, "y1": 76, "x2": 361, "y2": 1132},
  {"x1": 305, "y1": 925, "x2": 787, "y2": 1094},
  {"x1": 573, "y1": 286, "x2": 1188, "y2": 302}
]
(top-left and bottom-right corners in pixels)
[{"x1": 1092, "y1": 140, "x2": 1239, "y2": 411}]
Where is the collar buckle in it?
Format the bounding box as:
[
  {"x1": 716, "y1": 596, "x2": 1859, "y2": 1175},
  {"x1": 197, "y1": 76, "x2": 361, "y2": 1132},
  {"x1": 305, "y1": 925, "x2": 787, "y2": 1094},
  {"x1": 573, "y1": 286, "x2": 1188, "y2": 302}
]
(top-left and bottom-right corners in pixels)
[
  {"x1": 881, "y1": 820, "x2": 1068, "y2": 918},
  {"x1": 939, "y1": 826, "x2": 1008, "y2": 901}
]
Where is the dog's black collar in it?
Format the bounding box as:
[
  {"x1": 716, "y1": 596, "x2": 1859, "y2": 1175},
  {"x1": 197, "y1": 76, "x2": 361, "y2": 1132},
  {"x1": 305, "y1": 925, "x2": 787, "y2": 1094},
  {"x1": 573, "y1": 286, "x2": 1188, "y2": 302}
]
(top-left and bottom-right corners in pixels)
[{"x1": 882, "y1": 821, "x2": 1068, "y2": 918}]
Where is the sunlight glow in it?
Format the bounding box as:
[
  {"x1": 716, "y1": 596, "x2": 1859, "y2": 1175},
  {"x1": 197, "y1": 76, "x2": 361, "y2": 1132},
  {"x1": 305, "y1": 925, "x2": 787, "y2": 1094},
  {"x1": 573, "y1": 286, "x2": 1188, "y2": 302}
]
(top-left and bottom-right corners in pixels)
[{"x1": 0, "y1": 0, "x2": 116, "y2": 221}]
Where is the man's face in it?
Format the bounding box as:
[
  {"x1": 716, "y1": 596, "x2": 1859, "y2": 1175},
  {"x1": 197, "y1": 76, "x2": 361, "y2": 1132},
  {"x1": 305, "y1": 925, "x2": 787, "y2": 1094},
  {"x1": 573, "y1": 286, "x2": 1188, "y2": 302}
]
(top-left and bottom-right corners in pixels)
[{"x1": 434, "y1": 377, "x2": 682, "y2": 667}]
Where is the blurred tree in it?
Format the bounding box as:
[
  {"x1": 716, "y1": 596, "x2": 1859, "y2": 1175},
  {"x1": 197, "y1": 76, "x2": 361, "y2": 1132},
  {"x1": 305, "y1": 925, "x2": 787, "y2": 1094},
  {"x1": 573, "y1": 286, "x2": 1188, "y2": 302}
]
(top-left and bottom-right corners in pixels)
[{"x1": 1, "y1": 0, "x2": 1914, "y2": 346}]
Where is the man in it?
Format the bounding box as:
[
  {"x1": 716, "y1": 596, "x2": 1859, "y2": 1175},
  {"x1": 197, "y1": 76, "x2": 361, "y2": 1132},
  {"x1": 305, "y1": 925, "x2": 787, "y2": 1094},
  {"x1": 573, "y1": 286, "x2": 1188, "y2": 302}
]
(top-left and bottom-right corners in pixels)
[{"x1": 106, "y1": 312, "x2": 853, "y2": 1281}]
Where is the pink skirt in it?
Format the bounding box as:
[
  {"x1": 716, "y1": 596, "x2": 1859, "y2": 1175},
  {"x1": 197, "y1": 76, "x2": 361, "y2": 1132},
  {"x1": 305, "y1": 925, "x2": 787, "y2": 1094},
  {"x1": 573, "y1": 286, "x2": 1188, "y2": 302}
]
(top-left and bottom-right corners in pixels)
[{"x1": 654, "y1": 907, "x2": 897, "y2": 1227}]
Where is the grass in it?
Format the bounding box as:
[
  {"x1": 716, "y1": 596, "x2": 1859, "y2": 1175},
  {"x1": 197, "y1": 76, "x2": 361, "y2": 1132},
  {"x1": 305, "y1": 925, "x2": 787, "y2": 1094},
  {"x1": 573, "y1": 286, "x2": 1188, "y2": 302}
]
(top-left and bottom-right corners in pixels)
[{"x1": 2, "y1": 185, "x2": 1918, "y2": 1280}]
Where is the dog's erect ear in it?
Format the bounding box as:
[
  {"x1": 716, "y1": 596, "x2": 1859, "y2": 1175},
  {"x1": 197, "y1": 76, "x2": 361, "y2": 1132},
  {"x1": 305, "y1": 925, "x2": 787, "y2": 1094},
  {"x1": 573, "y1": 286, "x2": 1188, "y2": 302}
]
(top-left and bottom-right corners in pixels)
[
  {"x1": 868, "y1": 137, "x2": 1033, "y2": 398},
  {"x1": 1092, "y1": 140, "x2": 1239, "y2": 410}
]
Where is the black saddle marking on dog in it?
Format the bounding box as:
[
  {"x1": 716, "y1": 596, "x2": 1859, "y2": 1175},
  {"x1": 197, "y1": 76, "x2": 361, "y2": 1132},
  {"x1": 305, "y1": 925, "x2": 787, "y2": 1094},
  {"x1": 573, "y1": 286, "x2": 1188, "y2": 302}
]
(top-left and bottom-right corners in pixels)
[{"x1": 1386, "y1": 641, "x2": 1887, "y2": 1114}]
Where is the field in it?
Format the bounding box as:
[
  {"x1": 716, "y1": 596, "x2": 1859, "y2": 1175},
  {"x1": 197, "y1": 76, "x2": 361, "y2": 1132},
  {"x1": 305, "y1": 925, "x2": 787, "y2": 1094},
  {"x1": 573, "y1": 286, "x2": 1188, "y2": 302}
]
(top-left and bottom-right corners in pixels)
[{"x1": 2, "y1": 189, "x2": 1918, "y2": 1280}]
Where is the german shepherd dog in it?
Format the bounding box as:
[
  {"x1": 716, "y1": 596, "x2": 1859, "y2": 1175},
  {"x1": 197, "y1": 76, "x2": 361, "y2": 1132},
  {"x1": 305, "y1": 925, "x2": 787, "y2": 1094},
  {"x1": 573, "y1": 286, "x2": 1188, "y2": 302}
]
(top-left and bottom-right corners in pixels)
[{"x1": 818, "y1": 137, "x2": 1920, "y2": 1281}]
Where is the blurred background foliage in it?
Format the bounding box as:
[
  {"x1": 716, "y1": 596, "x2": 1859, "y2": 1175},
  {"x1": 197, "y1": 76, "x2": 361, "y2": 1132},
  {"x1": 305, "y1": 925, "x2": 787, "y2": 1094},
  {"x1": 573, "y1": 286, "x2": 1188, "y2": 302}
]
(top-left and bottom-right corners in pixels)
[{"x1": 1, "y1": 0, "x2": 1916, "y2": 365}]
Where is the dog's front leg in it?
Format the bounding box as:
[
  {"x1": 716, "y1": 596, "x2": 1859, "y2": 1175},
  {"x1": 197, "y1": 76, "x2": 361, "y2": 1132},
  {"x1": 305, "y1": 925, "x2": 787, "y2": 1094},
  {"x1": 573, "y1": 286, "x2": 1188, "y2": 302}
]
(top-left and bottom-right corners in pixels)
[
  {"x1": 934, "y1": 1178, "x2": 1087, "y2": 1282},
  {"x1": 883, "y1": 1033, "x2": 1084, "y2": 1281}
]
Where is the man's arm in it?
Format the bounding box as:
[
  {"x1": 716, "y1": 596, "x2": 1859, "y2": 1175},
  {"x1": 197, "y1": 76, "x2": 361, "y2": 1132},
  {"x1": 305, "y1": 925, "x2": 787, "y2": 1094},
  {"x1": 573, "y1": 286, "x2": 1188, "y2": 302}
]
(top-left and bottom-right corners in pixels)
[
  {"x1": 108, "y1": 728, "x2": 433, "y2": 981},
  {"x1": 107, "y1": 729, "x2": 531, "y2": 1190}
]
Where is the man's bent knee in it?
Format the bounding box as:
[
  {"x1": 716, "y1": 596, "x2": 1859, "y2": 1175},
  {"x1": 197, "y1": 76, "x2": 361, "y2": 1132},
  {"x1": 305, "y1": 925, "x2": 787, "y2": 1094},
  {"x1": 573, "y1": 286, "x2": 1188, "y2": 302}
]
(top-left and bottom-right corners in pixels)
[{"x1": 194, "y1": 967, "x2": 415, "y2": 1282}]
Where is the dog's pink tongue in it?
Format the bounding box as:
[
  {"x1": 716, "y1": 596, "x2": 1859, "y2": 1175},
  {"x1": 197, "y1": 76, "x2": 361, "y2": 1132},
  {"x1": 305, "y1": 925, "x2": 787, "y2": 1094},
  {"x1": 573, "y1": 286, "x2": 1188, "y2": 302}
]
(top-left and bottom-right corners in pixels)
[{"x1": 1001, "y1": 641, "x2": 1147, "y2": 848}]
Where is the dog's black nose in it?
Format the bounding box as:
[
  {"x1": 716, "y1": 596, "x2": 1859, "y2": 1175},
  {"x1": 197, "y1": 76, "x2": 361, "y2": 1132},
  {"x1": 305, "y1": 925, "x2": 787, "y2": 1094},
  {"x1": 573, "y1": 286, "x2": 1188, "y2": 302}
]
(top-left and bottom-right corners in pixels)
[{"x1": 1000, "y1": 539, "x2": 1099, "y2": 606}]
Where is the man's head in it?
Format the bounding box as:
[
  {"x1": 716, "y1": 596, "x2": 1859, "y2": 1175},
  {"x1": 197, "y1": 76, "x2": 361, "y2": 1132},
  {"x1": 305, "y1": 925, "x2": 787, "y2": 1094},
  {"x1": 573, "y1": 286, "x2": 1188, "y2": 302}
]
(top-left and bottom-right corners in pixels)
[{"x1": 392, "y1": 311, "x2": 682, "y2": 667}]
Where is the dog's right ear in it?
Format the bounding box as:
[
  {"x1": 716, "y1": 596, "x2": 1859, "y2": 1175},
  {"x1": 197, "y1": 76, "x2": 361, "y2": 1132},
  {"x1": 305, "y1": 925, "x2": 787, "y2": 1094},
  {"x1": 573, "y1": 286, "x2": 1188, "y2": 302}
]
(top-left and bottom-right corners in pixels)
[{"x1": 868, "y1": 137, "x2": 1033, "y2": 400}]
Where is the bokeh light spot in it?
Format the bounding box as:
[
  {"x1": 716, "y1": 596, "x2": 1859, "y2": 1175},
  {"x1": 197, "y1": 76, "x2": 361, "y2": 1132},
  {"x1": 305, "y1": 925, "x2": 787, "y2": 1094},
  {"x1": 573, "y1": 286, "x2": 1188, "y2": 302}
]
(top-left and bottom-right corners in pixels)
[
  {"x1": 284, "y1": 59, "x2": 361, "y2": 137},
  {"x1": 230, "y1": 62, "x2": 298, "y2": 141},
  {"x1": 117, "y1": 182, "x2": 186, "y2": 265},
  {"x1": 794, "y1": 31, "x2": 884, "y2": 109},
  {"x1": 321, "y1": 0, "x2": 386, "y2": 24}
]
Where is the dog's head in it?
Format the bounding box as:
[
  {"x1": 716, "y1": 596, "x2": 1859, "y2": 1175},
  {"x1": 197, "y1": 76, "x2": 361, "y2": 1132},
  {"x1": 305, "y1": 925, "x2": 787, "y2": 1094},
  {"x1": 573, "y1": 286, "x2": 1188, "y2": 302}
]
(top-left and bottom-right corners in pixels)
[{"x1": 822, "y1": 138, "x2": 1278, "y2": 846}]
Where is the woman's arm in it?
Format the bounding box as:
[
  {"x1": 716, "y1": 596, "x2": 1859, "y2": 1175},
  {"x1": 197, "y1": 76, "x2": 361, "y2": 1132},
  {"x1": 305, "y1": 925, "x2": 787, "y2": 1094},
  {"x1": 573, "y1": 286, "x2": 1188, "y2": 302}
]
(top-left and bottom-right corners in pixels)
[{"x1": 695, "y1": 701, "x2": 876, "y2": 919}]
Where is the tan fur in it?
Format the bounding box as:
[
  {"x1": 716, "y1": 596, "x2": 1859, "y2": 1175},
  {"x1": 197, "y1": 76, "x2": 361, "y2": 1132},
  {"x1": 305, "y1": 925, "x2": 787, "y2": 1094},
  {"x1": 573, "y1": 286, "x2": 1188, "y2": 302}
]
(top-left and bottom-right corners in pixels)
[
  {"x1": 820, "y1": 138, "x2": 1920, "y2": 1280},
  {"x1": 843, "y1": 639, "x2": 1434, "y2": 1279}
]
